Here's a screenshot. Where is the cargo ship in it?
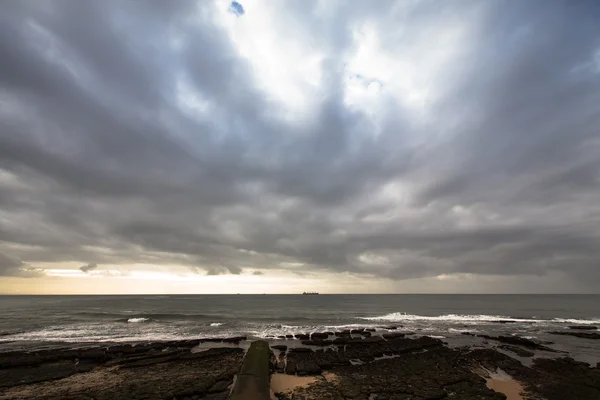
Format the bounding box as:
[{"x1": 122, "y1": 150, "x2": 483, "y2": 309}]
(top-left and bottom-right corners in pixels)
[{"x1": 302, "y1": 291, "x2": 319, "y2": 295}]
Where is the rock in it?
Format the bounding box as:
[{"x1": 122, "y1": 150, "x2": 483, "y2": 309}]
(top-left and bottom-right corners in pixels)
[
  {"x1": 295, "y1": 334, "x2": 310, "y2": 340},
  {"x1": 550, "y1": 331, "x2": 600, "y2": 340},
  {"x1": 477, "y1": 335, "x2": 558, "y2": 351},
  {"x1": 527, "y1": 357, "x2": 600, "y2": 400},
  {"x1": 461, "y1": 332, "x2": 475, "y2": 336},
  {"x1": 271, "y1": 345, "x2": 288, "y2": 351},
  {"x1": 383, "y1": 326, "x2": 398, "y2": 330},
  {"x1": 285, "y1": 334, "x2": 294, "y2": 338},
  {"x1": 221, "y1": 336, "x2": 246, "y2": 344},
  {"x1": 365, "y1": 328, "x2": 376, "y2": 332},
  {"x1": 301, "y1": 340, "x2": 332, "y2": 346},
  {"x1": 276, "y1": 359, "x2": 286, "y2": 373},
  {"x1": 310, "y1": 332, "x2": 328, "y2": 340},
  {"x1": 285, "y1": 359, "x2": 297, "y2": 374},
  {"x1": 350, "y1": 329, "x2": 365, "y2": 334},
  {"x1": 296, "y1": 360, "x2": 321, "y2": 376},
  {"x1": 289, "y1": 348, "x2": 313, "y2": 353},
  {"x1": 569, "y1": 325, "x2": 597, "y2": 330},
  {"x1": 208, "y1": 379, "x2": 231, "y2": 393},
  {"x1": 382, "y1": 332, "x2": 406, "y2": 340},
  {"x1": 0, "y1": 345, "x2": 244, "y2": 398},
  {"x1": 498, "y1": 345, "x2": 535, "y2": 357}
]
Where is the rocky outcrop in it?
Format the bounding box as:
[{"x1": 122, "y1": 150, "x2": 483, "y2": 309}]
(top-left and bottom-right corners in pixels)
[
  {"x1": 569, "y1": 325, "x2": 598, "y2": 330},
  {"x1": 550, "y1": 331, "x2": 600, "y2": 339},
  {"x1": 1, "y1": 344, "x2": 243, "y2": 400},
  {"x1": 477, "y1": 334, "x2": 559, "y2": 352},
  {"x1": 498, "y1": 344, "x2": 535, "y2": 357}
]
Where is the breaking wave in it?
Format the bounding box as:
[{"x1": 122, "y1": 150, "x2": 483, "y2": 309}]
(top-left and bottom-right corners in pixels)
[
  {"x1": 359, "y1": 313, "x2": 541, "y2": 323},
  {"x1": 127, "y1": 318, "x2": 150, "y2": 323},
  {"x1": 359, "y1": 313, "x2": 600, "y2": 325}
]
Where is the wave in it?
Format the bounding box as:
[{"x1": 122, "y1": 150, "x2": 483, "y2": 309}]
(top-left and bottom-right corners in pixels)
[
  {"x1": 127, "y1": 318, "x2": 150, "y2": 323},
  {"x1": 210, "y1": 322, "x2": 224, "y2": 327},
  {"x1": 551, "y1": 318, "x2": 600, "y2": 325},
  {"x1": 359, "y1": 313, "x2": 542, "y2": 323},
  {"x1": 77, "y1": 312, "x2": 221, "y2": 322},
  {"x1": 359, "y1": 313, "x2": 600, "y2": 325}
]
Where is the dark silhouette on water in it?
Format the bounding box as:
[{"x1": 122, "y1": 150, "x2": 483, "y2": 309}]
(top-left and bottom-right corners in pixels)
[{"x1": 302, "y1": 291, "x2": 319, "y2": 295}]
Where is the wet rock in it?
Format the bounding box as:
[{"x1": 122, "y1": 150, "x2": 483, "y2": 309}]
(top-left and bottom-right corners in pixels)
[
  {"x1": 289, "y1": 347, "x2": 313, "y2": 353},
  {"x1": 310, "y1": 332, "x2": 328, "y2": 340},
  {"x1": 461, "y1": 332, "x2": 475, "y2": 336},
  {"x1": 276, "y1": 359, "x2": 286, "y2": 373},
  {"x1": 569, "y1": 325, "x2": 597, "y2": 330},
  {"x1": 0, "y1": 360, "x2": 81, "y2": 387},
  {"x1": 498, "y1": 345, "x2": 535, "y2": 357},
  {"x1": 295, "y1": 334, "x2": 310, "y2": 340},
  {"x1": 220, "y1": 336, "x2": 246, "y2": 344},
  {"x1": 525, "y1": 357, "x2": 600, "y2": 400},
  {"x1": 478, "y1": 334, "x2": 559, "y2": 351},
  {"x1": 301, "y1": 340, "x2": 332, "y2": 346},
  {"x1": 1, "y1": 346, "x2": 244, "y2": 399},
  {"x1": 383, "y1": 326, "x2": 398, "y2": 330},
  {"x1": 285, "y1": 334, "x2": 294, "y2": 338},
  {"x1": 271, "y1": 345, "x2": 288, "y2": 351},
  {"x1": 382, "y1": 332, "x2": 405, "y2": 340},
  {"x1": 296, "y1": 360, "x2": 321, "y2": 376},
  {"x1": 350, "y1": 329, "x2": 365, "y2": 334},
  {"x1": 550, "y1": 331, "x2": 600, "y2": 340},
  {"x1": 277, "y1": 335, "x2": 286, "y2": 339},
  {"x1": 365, "y1": 328, "x2": 376, "y2": 332},
  {"x1": 285, "y1": 359, "x2": 297, "y2": 374},
  {"x1": 207, "y1": 379, "x2": 231, "y2": 393}
]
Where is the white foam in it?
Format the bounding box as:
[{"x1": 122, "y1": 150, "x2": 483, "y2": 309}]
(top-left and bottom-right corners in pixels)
[
  {"x1": 448, "y1": 328, "x2": 479, "y2": 333},
  {"x1": 552, "y1": 318, "x2": 600, "y2": 325},
  {"x1": 127, "y1": 317, "x2": 149, "y2": 323},
  {"x1": 359, "y1": 313, "x2": 541, "y2": 324},
  {"x1": 210, "y1": 322, "x2": 224, "y2": 327}
]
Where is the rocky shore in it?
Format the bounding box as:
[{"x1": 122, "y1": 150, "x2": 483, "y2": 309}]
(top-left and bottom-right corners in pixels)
[{"x1": 1, "y1": 329, "x2": 599, "y2": 400}]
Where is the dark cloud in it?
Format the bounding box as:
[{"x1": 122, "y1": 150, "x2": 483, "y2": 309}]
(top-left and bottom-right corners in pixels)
[
  {"x1": 80, "y1": 263, "x2": 98, "y2": 273},
  {"x1": 0, "y1": 252, "x2": 45, "y2": 278},
  {"x1": 0, "y1": 1, "x2": 599, "y2": 291},
  {"x1": 252, "y1": 271, "x2": 264, "y2": 276}
]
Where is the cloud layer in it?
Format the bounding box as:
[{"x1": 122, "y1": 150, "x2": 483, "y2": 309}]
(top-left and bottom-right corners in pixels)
[{"x1": 1, "y1": 0, "x2": 599, "y2": 291}]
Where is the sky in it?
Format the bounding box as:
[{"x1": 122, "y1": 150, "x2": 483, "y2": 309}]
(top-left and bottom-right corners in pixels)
[{"x1": 1, "y1": 0, "x2": 599, "y2": 294}]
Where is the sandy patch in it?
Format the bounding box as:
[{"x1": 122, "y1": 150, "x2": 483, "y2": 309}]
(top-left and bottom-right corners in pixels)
[
  {"x1": 487, "y1": 379, "x2": 524, "y2": 400},
  {"x1": 322, "y1": 371, "x2": 340, "y2": 384},
  {"x1": 485, "y1": 368, "x2": 524, "y2": 400},
  {"x1": 270, "y1": 373, "x2": 318, "y2": 394}
]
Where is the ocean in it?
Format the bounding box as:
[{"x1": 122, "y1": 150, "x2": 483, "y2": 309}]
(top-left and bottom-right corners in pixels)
[{"x1": 1, "y1": 294, "x2": 599, "y2": 363}]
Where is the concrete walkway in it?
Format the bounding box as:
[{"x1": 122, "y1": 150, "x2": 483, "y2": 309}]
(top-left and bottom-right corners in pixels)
[{"x1": 230, "y1": 340, "x2": 271, "y2": 400}]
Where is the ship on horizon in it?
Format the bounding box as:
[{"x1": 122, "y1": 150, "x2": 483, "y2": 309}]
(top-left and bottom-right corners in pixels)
[{"x1": 302, "y1": 291, "x2": 319, "y2": 295}]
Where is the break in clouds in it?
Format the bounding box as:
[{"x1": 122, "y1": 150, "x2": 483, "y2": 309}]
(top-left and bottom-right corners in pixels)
[{"x1": 0, "y1": 1, "x2": 599, "y2": 290}]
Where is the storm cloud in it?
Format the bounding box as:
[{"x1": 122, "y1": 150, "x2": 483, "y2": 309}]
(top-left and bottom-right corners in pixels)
[
  {"x1": 0, "y1": 0, "x2": 599, "y2": 291},
  {"x1": 0, "y1": 252, "x2": 44, "y2": 278},
  {"x1": 80, "y1": 263, "x2": 98, "y2": 273}
]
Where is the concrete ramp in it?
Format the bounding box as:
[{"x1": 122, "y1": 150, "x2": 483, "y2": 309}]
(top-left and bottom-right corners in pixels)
[{"x1": 230, "y1": 341, "x2": 270, "y2": 400}]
